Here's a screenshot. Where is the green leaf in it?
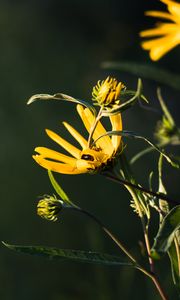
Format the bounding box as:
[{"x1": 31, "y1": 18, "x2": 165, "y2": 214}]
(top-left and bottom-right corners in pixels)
[
  {"x1": 2, "y1": 242, "x2": 134, "y2": 267},
  {"x1": 93, "y1": 130, "x2": 178, "y2": 168},
  {"x1": 27, "y1": 92, "x2": 95, "y2": 113},
  {"x1": 158, "y1": 157, "x2": 180, "y2": 293},
  {"x1": 48, "y1": 170, "x2": 74, "y2": 207},
  {"x1": 151, "y1": 206, "x2": 180, "y2": 259},
  {"x1": 168, "y1": 241, "x2": 180, "y2": 293},
  {"x1": 102, "y1": 61, "x2": 180, "y2": 91}
]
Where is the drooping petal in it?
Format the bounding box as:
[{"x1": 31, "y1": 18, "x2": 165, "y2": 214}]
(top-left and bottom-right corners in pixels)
[
  {"x1": 63, "y1": 121, "x2": 88, "y2": 149},
  {"x1": 34, "y1": 147, "x2": 77, "y2": 166},
  {"x1": 110, "y1": 114, "x2": 122, "y2": 152},
  {"x1": 33, "y1": 155, "x2": 84, "y2": 174},
  {"x1": 45, "y1": 129, "x2": 81, "y2": 158}
]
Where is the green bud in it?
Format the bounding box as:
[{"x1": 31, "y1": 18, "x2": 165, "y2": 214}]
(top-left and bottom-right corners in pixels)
[{"x1": 37, "y1": 195, "x2": 63, "y2": 222}]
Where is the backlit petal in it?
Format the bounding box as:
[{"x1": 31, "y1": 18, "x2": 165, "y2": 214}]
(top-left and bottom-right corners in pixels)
[
  {"x1": 140, "y1": 23, "x2": 178, "y2": 37},
  {"x1": 33, "y1": 155, "x2": 83, "y2": 174},
  {"x1": 63, "y1": 121, "x2": 88, "y2": 149},
  {"x1": 141, "y1": 33, "x2": 180, "y2": 60},
  {"x1": 85, "y1": 109, "x2": 114, "y2": 155},
  {"x1": 110, "y1": 114, "x2": 122, "y2": 152},
  {"x1": 145, "y1": 11, "x2": 176, "y2": 21},
  {"x1": 46, "y1": 129, "x2": 81, "y2": 158},
  {"x1": 76, "y1": 105, "x2": 113, "y2": 155},
  {"x1": 34, "y1": 147, "x2": 76, "y2": 166},
  {"x1": 161, "y1": 0, "x2": 180, "y2": 22}
]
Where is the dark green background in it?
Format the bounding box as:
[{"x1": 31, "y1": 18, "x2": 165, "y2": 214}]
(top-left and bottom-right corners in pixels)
[{"x1": 0, "y1": 0, "x2": 179, "y2": 299}]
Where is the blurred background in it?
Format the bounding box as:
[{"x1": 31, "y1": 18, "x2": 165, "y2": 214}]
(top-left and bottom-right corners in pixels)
[{"x1": 0, "y1": 0, "x2": 179, "y2": 299}]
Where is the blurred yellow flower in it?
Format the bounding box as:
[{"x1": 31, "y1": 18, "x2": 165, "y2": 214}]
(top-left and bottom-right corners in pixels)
[
  {"x1": 140, "y1": 0, "x2": 180, "y2": 61},
  {"x1": 92, "y1": 77, "x2": 125, "y2": 107},
  {"x1": 33, "y1": 104, "x2": 122, "y2": 175}
]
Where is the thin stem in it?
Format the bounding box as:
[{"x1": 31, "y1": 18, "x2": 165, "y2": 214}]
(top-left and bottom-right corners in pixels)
[
  {"x1": 142, "y1": 218, "x2": 155, "y2": 274},
  {"x1": 72, "y1": 206, "x2": 136, "y2": 263},
  {"x1": 68, "y1": 205, "x2": 168, "y2": 299},
  {"x1": 174, "y1": 235, "x2": 180, "y2": 277},
  {"x1": 87, "y1": 106, "x2": 103, "y2": 147},
  {"x1": 103, "y1": 172, "x2": 179, "y2": 205},
  {"x1": 151, "y1": 276, "x2": 169, "y2": 300},
  {"x1": 69, "y1": 206, "x2": 153, "y2": 276}
]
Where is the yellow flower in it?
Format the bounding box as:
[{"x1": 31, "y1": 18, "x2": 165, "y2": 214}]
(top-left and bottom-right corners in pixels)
[
  {"x1": 92, "y1": 77, "x2": 125, "y2": 107},
  {"x1": 33, "y1": 104, "x2": 122, "y2": 174},
  {"x1": 37, "y1": 195, "x2": 63, "y2": 222},
  {"x1": 140, "y1": 0, "x2": 180, "y2": 61}
]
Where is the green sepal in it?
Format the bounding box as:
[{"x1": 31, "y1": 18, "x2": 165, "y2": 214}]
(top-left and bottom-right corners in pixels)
[{"x1": 2, "y1": 242, "x2": 134, "y2": 267}]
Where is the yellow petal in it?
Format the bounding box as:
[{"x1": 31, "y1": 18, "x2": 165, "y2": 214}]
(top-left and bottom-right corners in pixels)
[
  {"x1": 76, "y1": 104, "x2": 113, "y2": 156},
  {"x1": 45, "y1": 129, "x2": 81, "y2": 158},
  {"x1": 33, "y1": 155, "x2": 83, "y2": 174},
  {"x1": 141, "y1": 33, "x2": 180, "y2": 60},
  {"x1": 34, "y1": 147, "x2": 76, "y2": 166},
  {"x1": 63, "y1": 121, "x2": 88, "y2": 149},
  {"x1": 76, "y1": 104, "x2": 92, "y2": 133},
  {"x1": 145, "y1": 11, "x2": 175, "y2": 22},
  {"x1": 140, "y1": 23, "x2": 178, "y2": 37},
  {"x1": 84, "y1": 108, "x2": 114, "y2": 155},
  {"x1": 161, "y1": 0, "x2": 180, "y2": 22},
  {"x1": 110, "y1": 114, "x2": 122, "y2": 152}
]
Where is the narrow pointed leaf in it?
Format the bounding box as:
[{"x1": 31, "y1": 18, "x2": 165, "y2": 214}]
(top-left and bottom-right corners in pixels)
[
  {"x1": 151, "y1": 206, "x2": 180, "y2": 259},
  {"x1": 168, "y1": 242, "x2": 180, "y2": 292},
  {"x1": 93, "y1": 130, "x2": 178, "y2": 168},
  {"x1": 2, "y1": 242, "x2": 134, "y2": 267},
  {"x1": 102, "y1": 61, "x2": 180, "y2": 91},
  {"x1": 27, "y1": 92, "x2": 95, "y2": 113},
  {"x1": 157, "y1": 88, "x2": 175, "y2": 127}
]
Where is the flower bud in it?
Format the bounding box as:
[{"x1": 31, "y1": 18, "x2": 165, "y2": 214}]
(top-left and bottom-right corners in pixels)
[
  {"x1": 92, "y1": 77, "x2": 125, "y2": 108},
  {"x1": 37, "y1": 195, "x2": 63, "y2": 222},
  {"x1": 155, "y1": 116, "x2": 180, "y2": 145}
]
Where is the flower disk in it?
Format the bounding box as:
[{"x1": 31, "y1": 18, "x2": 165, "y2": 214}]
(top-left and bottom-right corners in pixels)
[
  {"x1": 33, "y1": 104, "x2": 122, "y2": 175},
  {"x1": 92, "y1": 77, "x2": 125, "y2": 107},
  {"x1": 140, "y1": 0, "x2": 180, "y2": 61}
]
